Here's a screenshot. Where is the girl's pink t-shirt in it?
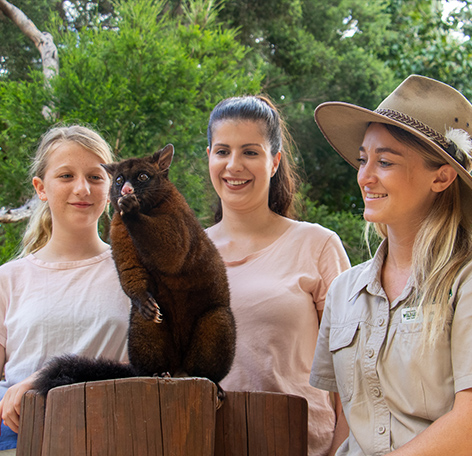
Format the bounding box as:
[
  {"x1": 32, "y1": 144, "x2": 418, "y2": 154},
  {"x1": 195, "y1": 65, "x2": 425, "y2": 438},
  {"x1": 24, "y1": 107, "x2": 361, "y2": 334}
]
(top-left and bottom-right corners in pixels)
[{"x1": 0, "y1": 249, "x2": 131, "y2": 390}]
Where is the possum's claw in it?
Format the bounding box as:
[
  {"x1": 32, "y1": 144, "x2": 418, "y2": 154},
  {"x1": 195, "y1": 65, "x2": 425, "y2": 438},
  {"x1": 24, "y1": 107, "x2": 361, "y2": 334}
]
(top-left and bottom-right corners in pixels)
[
  {"x1": 136, "y1": 293, "x2": 163, "y2": 323},
  {"x1": 148, "y1": 295, "x2": 163, "y2": 323},
  {"x1": 153, "y1": 308, "x2": 163, "y2": 324},
  {"x1": 216, "y1": 383, "x2": 226, "y2": 410}
]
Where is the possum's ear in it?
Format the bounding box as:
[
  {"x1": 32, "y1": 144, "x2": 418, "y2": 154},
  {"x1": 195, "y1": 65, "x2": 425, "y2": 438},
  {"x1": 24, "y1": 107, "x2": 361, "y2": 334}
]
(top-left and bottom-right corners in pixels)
[
  {"x1": 152, "y1": 144, "x2": 174, "y2": 171},
  {"x1": 101, "y1": 163, "x2": 117, "y2": 175}
]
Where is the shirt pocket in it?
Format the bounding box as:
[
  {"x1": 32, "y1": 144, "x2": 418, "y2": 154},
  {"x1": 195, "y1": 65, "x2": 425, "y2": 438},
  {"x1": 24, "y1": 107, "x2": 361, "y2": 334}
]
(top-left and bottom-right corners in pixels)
[{"x1": 329, "y1": 322, "x2": 359, "y2": 402}]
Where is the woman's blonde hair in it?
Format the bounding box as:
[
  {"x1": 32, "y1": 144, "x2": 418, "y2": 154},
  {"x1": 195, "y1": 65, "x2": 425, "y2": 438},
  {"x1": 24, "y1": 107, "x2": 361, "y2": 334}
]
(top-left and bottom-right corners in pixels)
[
  {"x1": 367, "y1": 124, "x2": 472, "y2": 345},
  {"x1": 19, "y1": 125, "x2": 114, "y2": 257}
]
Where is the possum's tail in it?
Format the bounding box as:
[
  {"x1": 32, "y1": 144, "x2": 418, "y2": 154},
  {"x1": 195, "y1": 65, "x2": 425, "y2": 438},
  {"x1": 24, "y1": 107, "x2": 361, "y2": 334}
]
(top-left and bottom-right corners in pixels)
[{"x1": 33, "y1": 354, "x2": 138, "y2": 396}]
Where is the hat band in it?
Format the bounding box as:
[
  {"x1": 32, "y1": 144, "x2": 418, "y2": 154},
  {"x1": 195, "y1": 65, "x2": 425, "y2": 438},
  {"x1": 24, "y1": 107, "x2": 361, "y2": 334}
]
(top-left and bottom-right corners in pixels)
[{"x1": 375, "y1": 108, "x2": 466, "y2": 167}]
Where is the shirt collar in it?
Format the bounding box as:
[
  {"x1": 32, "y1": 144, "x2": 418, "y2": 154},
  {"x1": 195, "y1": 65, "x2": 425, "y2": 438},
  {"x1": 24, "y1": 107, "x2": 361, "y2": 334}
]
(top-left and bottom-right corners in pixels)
[
  {"x1": 348, "y1": 239, "x2": 388, "y2": 301},
  {"x1": 348, "y1": 239, "x2": 415, "y2": 307}
]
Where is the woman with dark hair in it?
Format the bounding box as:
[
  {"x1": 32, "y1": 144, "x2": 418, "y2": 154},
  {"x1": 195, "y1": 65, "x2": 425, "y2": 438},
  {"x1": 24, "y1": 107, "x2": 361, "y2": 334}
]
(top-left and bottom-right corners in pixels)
[{"x1": 206, "y1": 95, "x2": 350, "y2": 456}]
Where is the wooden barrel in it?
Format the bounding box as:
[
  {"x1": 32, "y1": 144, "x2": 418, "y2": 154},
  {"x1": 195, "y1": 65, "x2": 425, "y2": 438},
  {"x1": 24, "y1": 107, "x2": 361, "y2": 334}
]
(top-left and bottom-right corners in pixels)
[{"x1": 17, "y1": 378, "x2": 308, "y2": 456}]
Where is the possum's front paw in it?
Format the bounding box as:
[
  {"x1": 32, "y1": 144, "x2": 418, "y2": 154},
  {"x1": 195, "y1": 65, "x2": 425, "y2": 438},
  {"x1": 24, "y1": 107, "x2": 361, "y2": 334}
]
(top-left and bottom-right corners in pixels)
[
  {"x1": 118, "y1": 194, "x2": 140, "y2": 215},
  {"x1": 134, "y1": 293, "x2": 163, "y2": 323}
]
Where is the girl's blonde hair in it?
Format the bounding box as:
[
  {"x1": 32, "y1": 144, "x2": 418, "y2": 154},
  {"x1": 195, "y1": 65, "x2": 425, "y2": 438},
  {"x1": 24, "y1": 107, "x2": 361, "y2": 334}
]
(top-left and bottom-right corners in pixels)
[
  {"x1": 368, "y1": 124, "x2": 472, "y2": 345},
  {"x1": 19, "y1": 125, "x2": 114, "y2": 257}
]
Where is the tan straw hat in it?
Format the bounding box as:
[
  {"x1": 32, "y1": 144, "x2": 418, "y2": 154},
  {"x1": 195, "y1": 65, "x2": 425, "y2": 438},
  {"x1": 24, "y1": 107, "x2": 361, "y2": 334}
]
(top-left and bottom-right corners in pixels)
[{"x1": 314, "y1": 74, "x2": 472, "y2": 206}]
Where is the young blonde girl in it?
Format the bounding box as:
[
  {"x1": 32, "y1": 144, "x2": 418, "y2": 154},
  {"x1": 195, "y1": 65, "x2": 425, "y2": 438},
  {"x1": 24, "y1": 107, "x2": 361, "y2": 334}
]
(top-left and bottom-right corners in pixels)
[{"x1": 0, "y1": 125, "x2": 130, "y2": 450}]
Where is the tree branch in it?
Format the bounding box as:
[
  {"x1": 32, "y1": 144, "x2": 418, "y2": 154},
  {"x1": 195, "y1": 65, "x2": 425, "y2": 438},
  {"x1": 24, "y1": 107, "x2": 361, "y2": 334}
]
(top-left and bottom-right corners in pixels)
[
  {"x1": 0, "y1": 0, "x2": 58, "y2": 119},
  {"x1": 0, "y1": 0, "x2": 43, "y2": 45},
  {"x1": 0, "y1": 197, "x2": 38, "y2": 224}
]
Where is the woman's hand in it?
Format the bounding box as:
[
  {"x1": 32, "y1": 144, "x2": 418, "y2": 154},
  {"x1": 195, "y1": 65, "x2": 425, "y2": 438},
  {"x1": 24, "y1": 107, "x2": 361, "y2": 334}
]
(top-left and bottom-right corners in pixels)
[{"x1": 0, "y1": 374, "x2": 37, "y2": 434}]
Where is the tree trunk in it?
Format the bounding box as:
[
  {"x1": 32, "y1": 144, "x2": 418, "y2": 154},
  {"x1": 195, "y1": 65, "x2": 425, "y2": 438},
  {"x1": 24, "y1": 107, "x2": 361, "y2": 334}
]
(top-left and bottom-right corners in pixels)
[
  {"x1": 0, "y1": 0, "x2": 59, "y2": 223},
  {"x1": 0, "y1": 0, "x2": 59, "y2": 120}
]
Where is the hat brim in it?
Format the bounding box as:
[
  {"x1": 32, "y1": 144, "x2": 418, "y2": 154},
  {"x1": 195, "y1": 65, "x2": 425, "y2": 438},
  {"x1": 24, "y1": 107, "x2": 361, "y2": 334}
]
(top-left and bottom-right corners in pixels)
[{"x1": 314, "y1": 101, "x2": 472, "y2": 208}]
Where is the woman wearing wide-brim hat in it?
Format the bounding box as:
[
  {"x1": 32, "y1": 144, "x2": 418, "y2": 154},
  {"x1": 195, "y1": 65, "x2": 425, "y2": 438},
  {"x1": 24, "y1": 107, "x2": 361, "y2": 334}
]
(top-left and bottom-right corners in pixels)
[{"x1": 310, "y1": 75, "x2": 472, "y2": 456}]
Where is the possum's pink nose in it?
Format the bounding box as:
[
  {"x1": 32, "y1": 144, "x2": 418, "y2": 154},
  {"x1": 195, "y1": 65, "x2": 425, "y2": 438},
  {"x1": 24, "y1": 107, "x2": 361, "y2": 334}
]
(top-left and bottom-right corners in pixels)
[{"x1": 121, "y1": 183, "x2": 134, "y2": 195}]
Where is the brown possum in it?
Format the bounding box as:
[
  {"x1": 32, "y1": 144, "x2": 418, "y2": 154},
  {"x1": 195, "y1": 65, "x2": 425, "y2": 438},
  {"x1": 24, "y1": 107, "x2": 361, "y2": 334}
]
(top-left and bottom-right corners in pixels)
[{"x1": 34, "y1": 144, "x2": 236, "y2": 396}]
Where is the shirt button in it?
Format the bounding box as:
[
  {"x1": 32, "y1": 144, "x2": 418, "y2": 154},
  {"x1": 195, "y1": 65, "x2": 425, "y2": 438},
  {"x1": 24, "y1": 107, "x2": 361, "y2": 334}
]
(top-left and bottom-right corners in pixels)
[
  {"x1": 378, "y1": 425, "x2": 386, "y2": 434},
  {"x1": 367, "y1": 348, "x2": 374, "y2": 358},
  {"x1": 377, "y1": 317, "x2": 385, "y2": 326},
  {"x1": 373, "y1": 387, "x2": 381, "y2": 397}
]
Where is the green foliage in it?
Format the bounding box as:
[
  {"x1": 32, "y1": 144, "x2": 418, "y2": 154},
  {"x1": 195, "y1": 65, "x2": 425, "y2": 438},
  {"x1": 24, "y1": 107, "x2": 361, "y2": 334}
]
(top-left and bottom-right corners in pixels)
[
  {"x1": 0, "y1": 221, "x2": 26, "y2": 263},
  {"x1": 0, "y1": 73, "x2": 51, "y2": 206},
  {"x1": 57, "y1": 0, "x2": 116, "y2": 31},
  {"x1": 380, "y1": 0, "x2": 472, "y2": 99},
  {"x1": 297, "y1": 186, "x2": 380, "y2": 266},
  {"x1": 181, "y1": 0, "x2": 225, "y2": 28},
  {"x1": 169, "y1": 152, "x2": 216, "y2": 224}
]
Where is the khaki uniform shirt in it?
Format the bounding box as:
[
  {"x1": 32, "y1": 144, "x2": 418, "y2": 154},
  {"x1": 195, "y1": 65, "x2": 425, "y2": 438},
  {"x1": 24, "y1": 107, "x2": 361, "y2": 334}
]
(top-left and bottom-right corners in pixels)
[{"x1": 310, "y1": 241, "x2": 472, "y2": 455}]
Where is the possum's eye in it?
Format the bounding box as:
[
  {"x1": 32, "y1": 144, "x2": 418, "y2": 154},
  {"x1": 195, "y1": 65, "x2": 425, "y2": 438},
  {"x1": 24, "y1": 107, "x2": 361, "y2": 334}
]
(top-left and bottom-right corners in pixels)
[
  {"x1": 115, "y1": 175, "x2": 124, "y2": 186},
  {"x1": 138, "y1": 173, "x2": 150, "y2": 182}
]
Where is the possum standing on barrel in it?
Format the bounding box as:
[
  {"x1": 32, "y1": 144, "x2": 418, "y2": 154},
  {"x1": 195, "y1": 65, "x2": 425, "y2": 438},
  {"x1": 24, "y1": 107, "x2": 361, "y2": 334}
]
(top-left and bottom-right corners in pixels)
[{"x1": 34, "y1": 144, "x2": 236, "y2": 396}]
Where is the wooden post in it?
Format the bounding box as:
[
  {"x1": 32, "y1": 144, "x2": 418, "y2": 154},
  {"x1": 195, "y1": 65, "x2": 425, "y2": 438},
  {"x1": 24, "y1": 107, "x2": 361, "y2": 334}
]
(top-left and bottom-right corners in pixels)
[
  {"x1": 17, "y1": 390, "x2": 46, "y2": 456},
  {"x1": 17, "y1": 377, "x2": 217, "y2": 456},
  {"x1": 214, "y1": 391, "x2": 308, "y2": 456},
  {"x1": 18, "y1": 380, "x2": 308, "y2": 456}
]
